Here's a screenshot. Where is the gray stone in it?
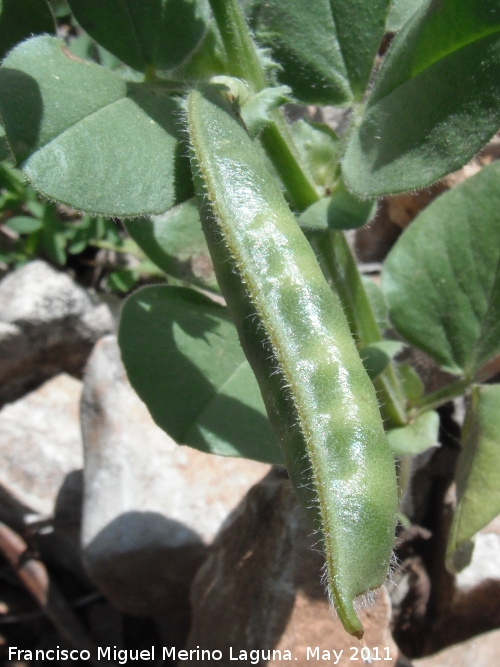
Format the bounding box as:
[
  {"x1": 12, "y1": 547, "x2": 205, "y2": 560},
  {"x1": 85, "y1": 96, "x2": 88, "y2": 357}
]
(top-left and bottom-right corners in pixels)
[
  {"x1": 186, "y1": 469, "x2": 399, "y2": 664},
  {"x1": 80, "y1": 335, "x2": 269, "y2": 620},
  {"x1": 0, "y1": 373, "x2": 83, "y2": 519},
  {"x1": 456, "y1": 514, "x2": 500, "y2": 591},
  {"x1": 0, "y1": 260, "x2": 114, "y2": 405},
  {"x1": 413, "y1": 629, "x2": 500, "y2": 667},
  {"x1": 405, "y1": 514, "x2": 500, "y2": 655}
]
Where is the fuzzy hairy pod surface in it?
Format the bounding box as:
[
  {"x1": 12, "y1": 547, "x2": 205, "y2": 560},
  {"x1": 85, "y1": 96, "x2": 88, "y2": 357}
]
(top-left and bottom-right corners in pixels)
[{"x1": 186, "y1": 85, "x2": 397, "y2": 638}]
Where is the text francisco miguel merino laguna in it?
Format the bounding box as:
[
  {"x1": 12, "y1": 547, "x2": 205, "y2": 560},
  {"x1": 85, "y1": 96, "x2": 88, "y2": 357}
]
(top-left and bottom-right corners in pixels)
[
  {"x1": 8, "y1": 647, "x2": 297, "y2": 663},
  {"x1": 9, "y1": 644, "x2": 394, "y2": 662}
]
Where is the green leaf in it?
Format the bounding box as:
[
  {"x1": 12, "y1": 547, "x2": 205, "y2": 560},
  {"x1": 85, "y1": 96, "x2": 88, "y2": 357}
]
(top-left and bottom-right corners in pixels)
[
  {"x1": 67, "y1": 214, "x2": 96, "y2": 254},
  {"x1": 344, "y1": 0, "x2": 500, "y2": 196},
  {"x1": 361, "y1": 275, "x2": 390, "y2": 334},
  {"x1": 67, "y1": 32, "x2": 95, "y2": 62},
  {"x1": 41, "y1": 205, "x2": 67, "y2": 265},
  {"x1": 0, "y1": 0, "x2": 55, "y2": 59},
  {"x1": 125, "y1": 200, "x2": 219, "y2": 293},
  {"x1": 96, "y1": 45, "x2": 121, "y2": 71},
  {"x1": 239, "y1": 85, "x2": 292, "y2": 138},
  {"x1": 43, "y1": 235, "x2": 66, "y2": 265},
  {"x1": 206, "y1": 77, "x2": 293, "y2": 139},
  {"x1": 382, "y1": 161, "x2": 500, "y2": 376},
  {"x1": 67, "y1": 0, "x2": 209, "y2": 73},
  {"x1": 360, "y1": 340, "x2": 404, "y2": 380},
  {"x1": 169, "y1": 21, "x2": 227, "y2": 81},
  {"x1": 25, "y1": 199, "x2": 45, "y2": 219},
  {"x1": 0, "y1": 36, "x2": 192, "y2": 216},
  {"x1": 446, "y1": 384, "x2": 500, "y2": 573},
  {"x1": 68, "y1": 32, "x2": 123, "y2": 71},
  {"x1": 5, "y1": 215, "x2": 42, "y2": 234},
  {"x1": 67, "y1": 232, "x2": 91, "y2": 255},
  {"x1": 289, "y1": 119, "x2": 340, "y2": 193},
  {"x1": 386, "y1": 0, "x2": 425, "y2": 32},
  {"x1": 0, "y1": 250, "x2": 16, "y2": 264},
  {"x1": 326, "y1": 0, "x2": 392, "y2": 99},
  {"x1": 118, "y1": 285, "x2": 283, "y2": 464},
  {"x1": 107, "y1": 269, "x2": 137, "y2": 293},
  {"x1": 0, "y1": 162, "x2": 25, "y2": 193},
  {"x1": 387, "y1": 410, "x2": 439, "y2": 456},
  {"x1": 50, "y1": 0, "x2": 71, "y2": 18},
  {"x1": 0, "y1": 125, "x2": 12, "y2": 162},
  {"x1": 299, "y1": 180, "x2": 377, "y2": 231},
  {"x1": 102, "y1": 218, "x2": 122, "y2": 245},
  {"x1": 243, "y1": 0, "x2": 391, "y2": 104},
  {"x1": 398, "y1": 362, "x2": 424, "y2": 402}
]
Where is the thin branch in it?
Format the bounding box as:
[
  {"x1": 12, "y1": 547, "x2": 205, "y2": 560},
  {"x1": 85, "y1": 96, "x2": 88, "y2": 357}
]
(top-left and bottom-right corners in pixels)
[{"x1": 0, "y1": 522, "x2": 116, "y2": 667}]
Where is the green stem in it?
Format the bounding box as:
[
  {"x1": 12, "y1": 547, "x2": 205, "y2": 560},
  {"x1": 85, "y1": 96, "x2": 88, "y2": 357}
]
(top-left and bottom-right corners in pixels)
[
  {"x1": 396, "y1": 455, "x2": 413, "y2": 502},
  {"x1": 207, "y1": 0, "x2": 318, "y2": 210},
  {"x1": 209, "y1": 0, "x2": 406, "y2": 427},
  {"x1": 144, "y1": 65, "x2": 157, "y2": 82},
  {"x1": 261, "y1": 118, "x2": 319, "y2": 212},
  {"x1": 413, "y1": 376, "x2": 472, "y2": 415},
  {"x1": 311, "y1": 229, "x2": 380, "y2": 347},
  {"x1": 310, "y1": 229, "x2": 407, "y2": 427},
  {"x1": 207, "y1": 0, "x2": 266, "y2": 91},
  {"x1": 374, "y1": 368, "x2": 407, "y2": 428}
]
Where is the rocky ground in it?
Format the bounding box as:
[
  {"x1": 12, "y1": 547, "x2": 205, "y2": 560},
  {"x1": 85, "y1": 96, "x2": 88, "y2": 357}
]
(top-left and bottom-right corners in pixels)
[{"x1": 0, "y1": 139, "x2": 500, "y2": 666}]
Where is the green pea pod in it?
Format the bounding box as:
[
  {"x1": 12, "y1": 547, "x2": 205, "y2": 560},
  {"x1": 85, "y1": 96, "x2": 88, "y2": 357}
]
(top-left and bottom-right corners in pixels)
[{"x1": 186, "y1": 85, "x2": 397, "y2": 638}]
